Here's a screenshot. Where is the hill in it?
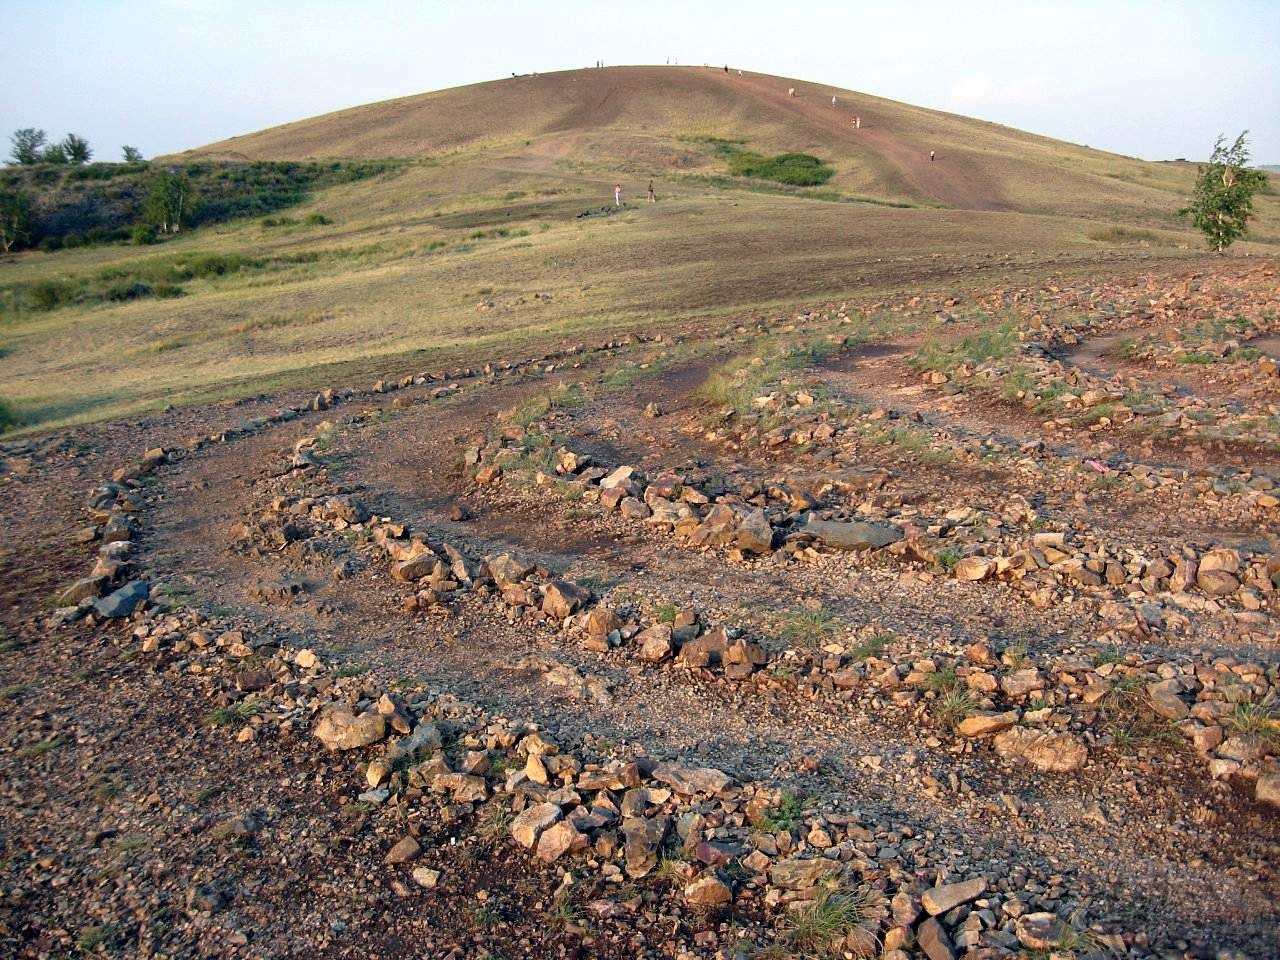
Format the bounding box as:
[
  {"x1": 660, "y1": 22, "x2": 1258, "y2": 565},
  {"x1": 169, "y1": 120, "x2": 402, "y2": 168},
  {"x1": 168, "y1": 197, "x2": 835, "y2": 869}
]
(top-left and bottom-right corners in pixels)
[
  {"x1": 184, "y1": 65, "x2": 1200, "y2": 219},
  {"x1": 2, "y1": 66, "x2": 1276, "y2": 434}
]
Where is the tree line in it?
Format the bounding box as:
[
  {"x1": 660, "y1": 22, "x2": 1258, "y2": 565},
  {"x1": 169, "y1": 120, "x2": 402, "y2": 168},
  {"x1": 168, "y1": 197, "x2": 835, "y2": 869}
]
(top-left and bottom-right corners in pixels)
[{"x1": 9, "y1": 128, "x2": 144, "y2": 166}]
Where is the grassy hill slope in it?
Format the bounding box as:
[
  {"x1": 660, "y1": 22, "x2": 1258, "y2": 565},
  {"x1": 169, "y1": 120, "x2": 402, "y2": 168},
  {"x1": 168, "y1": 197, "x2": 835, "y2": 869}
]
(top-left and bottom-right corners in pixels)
[{"x1": 184, "y1": 66, "x2": 1204, "y2": 219}]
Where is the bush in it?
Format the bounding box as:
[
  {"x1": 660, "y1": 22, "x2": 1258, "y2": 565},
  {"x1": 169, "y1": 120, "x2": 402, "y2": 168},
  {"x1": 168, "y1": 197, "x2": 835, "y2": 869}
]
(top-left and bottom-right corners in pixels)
[
  {"x1": 305, "y1": 212, "x2": 331, "y2": 225},
  {"x1": 27, "y1": 278, "x2": 80, "y2": 311},
  {"x1": 721, "y1": 145, "x2": 835, "y2": 186},
  {"x1": 104, "y1": 281, "x2": 152, "y2": 302},
  {"x1": 131, "y1": 223, "x2": 158, "y2": 245},
  {"x1": 152, "y1": 282, "x2": 184, "y2": 299},
  {"x1": 0, "y1": 398, "x2": 17, "y2": 433}
]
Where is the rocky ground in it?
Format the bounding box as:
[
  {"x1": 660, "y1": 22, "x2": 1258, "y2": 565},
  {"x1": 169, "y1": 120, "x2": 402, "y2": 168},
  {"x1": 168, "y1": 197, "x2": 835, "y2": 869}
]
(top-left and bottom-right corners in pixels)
[{"x1": 2, "y1": 258, "x2": 1279, "y2": 959}]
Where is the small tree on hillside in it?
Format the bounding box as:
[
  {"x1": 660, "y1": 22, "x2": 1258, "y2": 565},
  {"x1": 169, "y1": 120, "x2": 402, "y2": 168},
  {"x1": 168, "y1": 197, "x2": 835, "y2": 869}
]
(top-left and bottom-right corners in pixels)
[
  {"x1": 122, "y1": 145, "x2": 144, "y2": 162},
  {"x1": 143, "y1": 169, "x2": 197, "y2": 234},
  {"x1": 9, "y1": 128, "x2": 47, "y2": 165},
  {"x1": 40, "y1": 141, "x2": 68, "y2": 165},
  {"x1": 1181, "y1": 132, "x2": 1269, "y2": 252},
  {"x1": 61, "y1": 133, "x2": 92, "y2": 164},
  {"x1": 0, "y1": 188, "x2": 33, "y2": 253}
]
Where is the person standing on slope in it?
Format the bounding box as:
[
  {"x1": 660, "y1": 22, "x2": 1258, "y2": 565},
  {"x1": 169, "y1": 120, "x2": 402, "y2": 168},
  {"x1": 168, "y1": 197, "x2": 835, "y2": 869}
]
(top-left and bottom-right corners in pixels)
[
  {"x1": 929, "y1": 150, "x2": 936, "y2": 162},
  {"x1": 832, "y1": 95, "x2": 837, "y2": 107},
  {"x1": 614, "y1": 183, "x2": 623, "y2": 207},
  {"x1": 647, "y1": 180, "x2": 656, "y2": 203}
]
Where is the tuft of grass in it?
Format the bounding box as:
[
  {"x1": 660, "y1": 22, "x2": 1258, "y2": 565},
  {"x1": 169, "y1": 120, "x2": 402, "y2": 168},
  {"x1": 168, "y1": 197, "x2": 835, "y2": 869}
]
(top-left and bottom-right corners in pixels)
[
  {"x1": 934, "y1": 547, "x2": 962, "y2": 572},
  {"x1": 76, "y1": 925, "x2": 114, "y2": 954},
  {"x1": 334, "y1": 662, "x2": 370, "y2": 679},
  {"x1": 477, "y1": 800, "x2": 514, "y2": 844},
  {"x1": 783, "y1": 885, "x2": 876, "y2": 958},
  {"x1": 1227, "y1": 700, "x2": 1280, "y2": 743},
  {"x1": 206, "y1": 700, "x2": 260, "y2": 727},
  {"x1": 758, "y1": 791, "x2": 805, "y2": 832},
  {"x1": 849, "y1": 632, "x2": 892, "y2": 661},
  {"x1": 1087, "y1": 225, "x2": 1164, "y2": 245},
  {"x1": 923, "y1": 666, "x2": 959, "y2": 694},
  {"x1": 778, "y1": 609, "x2": 836, "y2": 649},
  {"x1": 932, "y1": 689, "x2": 977, "y2": 728}
]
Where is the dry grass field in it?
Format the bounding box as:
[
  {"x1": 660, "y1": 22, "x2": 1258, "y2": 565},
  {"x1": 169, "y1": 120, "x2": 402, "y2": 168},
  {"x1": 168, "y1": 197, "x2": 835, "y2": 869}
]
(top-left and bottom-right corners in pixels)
[{"x1": 1, "y1": 66, "x2": 1276, "y2": 432}]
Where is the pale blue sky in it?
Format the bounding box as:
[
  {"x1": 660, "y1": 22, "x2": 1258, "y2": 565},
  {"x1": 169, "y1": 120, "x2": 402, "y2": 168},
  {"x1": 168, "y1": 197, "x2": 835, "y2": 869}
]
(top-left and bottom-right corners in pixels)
[{"x1": 3, "y1": 0, "x2": 1278, "y2": 163}]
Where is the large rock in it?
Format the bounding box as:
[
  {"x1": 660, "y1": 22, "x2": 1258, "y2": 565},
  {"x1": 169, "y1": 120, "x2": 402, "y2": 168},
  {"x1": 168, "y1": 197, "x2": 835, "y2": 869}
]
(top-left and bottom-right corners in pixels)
[
  {"x1": 1146, "y1": 679, "x2": 1189, "y2": 720},
  {"x1": 511, "y1": 802, "x2": 562, "y2": 848},
  {"x1": 769, "y1": 856, "x2": 843, "y2": 890},
  {"x1": 994, "y1": 727, "x2": 1086, "y2": 772},
  {"x1": 683, "y1": 874, "x2": 733, "y2": 906},
  {"x1": 622, "y1": 815, "x2": 668, "y2": 877},
  {"x1": 922, "y1": 878, "x2": 986, "y2": 915},
  {"x1": 651, "y1": 762, "x2": 732, "y2": 796},
  {"x1": 541, "y1": 580, "x2": 592, "y2": 619},
  {"x1": 804, "y1": 519, "x2": 903, "y2": 551},
  {"x1": 92, "y1": 580, "x2": 149, "y2": 618},
  {"x1": 535, "y1": 819, "x2": 584, "y2": 862},
  {"x1": 955, "y1": 711, "x2": 1018, "y2": 738},
  {"x1": 1256, "y1": 773, "x2": 1280, "y2": 808},
  {"x1": 917, "y1": 917, "x2": 955, "y2": 960},
  {"x1": 735, "y1": 509, "x2": 774, "y2": 554},
  {"x1": 313, "y1": 705, "x2": 387, "y2": 751},
  {"x1": 1015, "y1": 912, "x2": 1070, "y2": 950}
]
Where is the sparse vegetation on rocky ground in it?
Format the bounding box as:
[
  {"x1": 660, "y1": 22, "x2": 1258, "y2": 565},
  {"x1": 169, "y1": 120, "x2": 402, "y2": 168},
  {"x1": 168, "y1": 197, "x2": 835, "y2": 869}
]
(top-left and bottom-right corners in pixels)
[{"x1": 2, "y1": 257, "x2": 1278, "y2": 958}]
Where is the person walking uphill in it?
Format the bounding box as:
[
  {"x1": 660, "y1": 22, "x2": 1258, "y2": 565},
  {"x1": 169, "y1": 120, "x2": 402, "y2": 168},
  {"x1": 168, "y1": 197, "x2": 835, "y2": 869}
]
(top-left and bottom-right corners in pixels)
[
  {"x1": 647, "y1": 180, "x2": 656, "y2": 203},
  {"x1": 614, "y1": 183, "x2": 622, "y2": 207}
]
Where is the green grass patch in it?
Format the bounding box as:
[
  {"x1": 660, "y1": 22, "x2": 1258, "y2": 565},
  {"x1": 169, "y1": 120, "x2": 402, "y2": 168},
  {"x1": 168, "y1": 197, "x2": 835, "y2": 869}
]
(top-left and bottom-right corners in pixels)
[
  {"x1": 1087, "y1": 225, "x2": 1165, "y2": 244},
  {"x1": 758, "y1": 791, "x2": 805, "y2": 832},
  {"x1": 708, "y1": 140, "x2": 835, "y2": 186},
  {"x1": 911, "y1": 323, "x2": 1018, "y2": 373}
]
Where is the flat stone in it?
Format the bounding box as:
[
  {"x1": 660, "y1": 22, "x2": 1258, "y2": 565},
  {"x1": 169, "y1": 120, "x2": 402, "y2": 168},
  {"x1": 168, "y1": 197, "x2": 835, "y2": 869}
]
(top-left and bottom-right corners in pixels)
[
  {"x1": 651, "y1": 762, "x2": 732, "y2": 796},
  {"x1": 511, "y1": 802, "x2": 561, "y2": 848},
  {"x1": 994, "y1": 727, "x2": 1086, "y2": 773},
  {"x1": 768, "y1": 856, "x2": 843, "y2": 890},
  {"x1": 804, "y1": 519, "x2": 903, "y2": 551},
  {"x1": 922, "y1": 877, "x2": 986, "y2": 915},
  {"x1": 92, "y1": 580, "x2": 149, "y2": 618},
  {"x1": 955, "y1": 710, "x2": 1019, "y2": 738},
  {"x1": 917, "y1": 917, "x2": 955, "y2": 960}
]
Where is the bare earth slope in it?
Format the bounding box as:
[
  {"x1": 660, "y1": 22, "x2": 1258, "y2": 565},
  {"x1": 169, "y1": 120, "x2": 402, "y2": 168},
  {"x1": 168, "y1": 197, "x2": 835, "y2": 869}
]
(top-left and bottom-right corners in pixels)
[{"x1": 184, "y1": 65, "x2": 1198, "y2": 216}]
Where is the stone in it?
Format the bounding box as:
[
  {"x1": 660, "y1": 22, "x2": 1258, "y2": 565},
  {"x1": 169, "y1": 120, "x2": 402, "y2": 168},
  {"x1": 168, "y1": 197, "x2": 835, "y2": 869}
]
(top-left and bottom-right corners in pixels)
[
  {"x1": 313, "y1": 705, "x2": 387, "y2": 751},
  {"x1": 392, "y1": 552, "x2": 438, "y2": 582},
  {"x1": 953, "y1": 557, "x2": 993, "y2": 581},
  {"x1": 768, "y1": 857, "x2": 843, "y2": 890},
  {"x1": 536, "y1": 819, "x2": 584, "y2": 862},
  {"x1": 1000, "y1": 668, "x2": 1044, "y2": 698},
  {"x1": 917, "y1": 917, "x2": 955, "y2": 960},
  {"x1": 651, "y1": 762, "x2": 732, "y2": 795},
  {"x1": 511, "y1": 802, "x2": 562, "y2": 848},
  {"x1": 622, "y1": 815, "x2": 668, "y2": 877},
  {"x1": 1146, "y1": 679, "x2": 1189, "y2": 720},
  {"x1": 541, "y1": 579, "x2": 592, "y2": 619},
  {"x1": 385, "y1": 836, "x2": 421, "y2": 865},
  {"x1": 922, "y1": 878, "x2": 986, "y2": 915},
  {"x1": 1196, "y1": 569, "x2": 1239, "y2": 596},
  {"x1": 600, "y1": 466, "x2": 637, "y2": 490},
  {"x1": 411, "y1": 867, "x2": 441, "y2": 889},
  {"x1": 994, "y1": 727, "x2": 1086, "y2": 772},
  {"x1": 1015, "y1": 912, "x2": 1069, "y2": 950},
  {"x1": 1256, "y1": 773, "x2": 1280, "y2": 808},
  {"x1": 636, "y1": 624, "x2": 674, "y2": 662},
  {"x1": 736, "y1": 509, "x2": 774, "y2": 553},
  {"x1": 57, "y1": 576, "x2": 105, "y2": 606},
  {"x1": 488, "y1": 553, "x2": 533, "y2": 586},
  {"x1": 92, "y1": 580, "x2": 149, "y2": 618},
  {"x1": 804, "y1": 519, "x2": 903, "y2": 551},
  {"x1": 955, "y1": 710, "x2": 1018, "y2": 738},
  {"x1": 683, "y1": 874, "x2": 733, "y2": 907}
]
